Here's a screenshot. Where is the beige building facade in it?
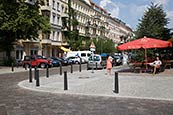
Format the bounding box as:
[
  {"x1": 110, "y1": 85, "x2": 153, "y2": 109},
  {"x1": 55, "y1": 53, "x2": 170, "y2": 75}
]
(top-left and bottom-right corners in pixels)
[{"x1": 0, "y1": 0, "x2": 132, "y2": 63}]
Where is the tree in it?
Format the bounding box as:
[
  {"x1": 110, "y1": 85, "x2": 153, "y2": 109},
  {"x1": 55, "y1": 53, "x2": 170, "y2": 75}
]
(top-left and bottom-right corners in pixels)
[
  {"x1": 91, "y1": 38, "x2": 116, "y2": 54},
  {"x1": 0, "y1": 0, "x2": 50, "y2": 64},
  {"x1": 135, "y1": 2, "x2": 171, "y2": 40}
]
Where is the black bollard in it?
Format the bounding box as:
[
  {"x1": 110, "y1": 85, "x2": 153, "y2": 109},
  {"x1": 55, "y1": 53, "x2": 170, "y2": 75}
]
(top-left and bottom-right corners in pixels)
[
  {"x1": 29, "y1": 65, "x2": 32, "y2": 83},
  {"x1": 34, "y1": 66, "x2": 37, "y2": 80},
  {"x1": 36, "y1": 69, "x2": 40, "y2": 87},
  {"x1": 11, "y1": 63, "x2": 14, "y2": 72},
  {"x1": 64, "y1": 71, "x2": 68, "y2": 90},
  {"x1": 71, "y1": 63, "x2": 73, "y2": 73},
  {"x1": 96, "y1": 62, "x2": 98, "y2": 70},
  {"x1": 60, "y1": 63, "x2": 62, "y2": 75},
  {"x1": 46, "y1": 64, "x2": 49, "y2": 78},
  {"x1": 79, "y1": 58, "x2": 81, "y2": 72},
  {"x1": 113, "y1": 72, "x2": 119, "y2": 93}
]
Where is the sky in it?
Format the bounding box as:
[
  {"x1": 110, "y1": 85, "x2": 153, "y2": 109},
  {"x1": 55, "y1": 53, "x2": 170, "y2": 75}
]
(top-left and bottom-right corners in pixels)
[{"x1": 92, "y1": 0, "x2": 173, "y2": 30}]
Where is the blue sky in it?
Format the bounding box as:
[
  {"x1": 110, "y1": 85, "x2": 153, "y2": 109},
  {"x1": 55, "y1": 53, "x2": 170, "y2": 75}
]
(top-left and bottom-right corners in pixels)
[{"x1": 92, "y1": 0, "x2": 173, "y2": 30}]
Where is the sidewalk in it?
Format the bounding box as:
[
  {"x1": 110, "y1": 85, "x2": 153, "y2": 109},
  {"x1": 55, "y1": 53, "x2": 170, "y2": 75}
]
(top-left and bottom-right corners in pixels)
[
  {"x1": 18, "y1": 66, "x2": 173, "y2": 101},
  {"x1": 0, "y1": 66, "x2": 27, "y2": 75}
]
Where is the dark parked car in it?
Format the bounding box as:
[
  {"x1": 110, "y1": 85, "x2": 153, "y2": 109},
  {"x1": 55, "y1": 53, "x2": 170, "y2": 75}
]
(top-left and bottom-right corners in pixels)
[
  {"x1": 47, "y1": 57, "x2": 61, "y2": 67},
  {"x1": 112, "y1": 55, "x2": 123, "y2": 66},
  {"x1": 56, "y1": 57, "x2": 68, "y2": 66}
]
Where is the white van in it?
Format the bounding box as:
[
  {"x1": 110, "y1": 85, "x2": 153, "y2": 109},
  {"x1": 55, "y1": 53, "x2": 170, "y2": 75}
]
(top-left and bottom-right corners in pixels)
[{"x1": 66, "y1": 51, "x2": 92, "y2": 62}]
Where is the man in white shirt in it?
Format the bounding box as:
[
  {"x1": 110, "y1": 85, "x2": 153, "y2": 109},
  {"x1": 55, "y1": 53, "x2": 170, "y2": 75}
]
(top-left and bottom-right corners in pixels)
[{"x1": 149, "y1": 56, "x2": 162, "y2": 74}]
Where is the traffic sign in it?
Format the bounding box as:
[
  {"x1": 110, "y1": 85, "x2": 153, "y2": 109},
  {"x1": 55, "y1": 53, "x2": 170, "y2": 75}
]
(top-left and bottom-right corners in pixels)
[
  {"x1": 90, "y1": 42, "x2": 96, "y2": 51},
  {"x1": 90, "y1": 42, "x2": 96, "y2": 48}
]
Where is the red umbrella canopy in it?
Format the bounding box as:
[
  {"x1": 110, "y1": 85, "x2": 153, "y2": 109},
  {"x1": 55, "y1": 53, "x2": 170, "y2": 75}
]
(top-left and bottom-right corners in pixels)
[{"x1": 117, "y1": 37, "x2": 172, "y2": 51}]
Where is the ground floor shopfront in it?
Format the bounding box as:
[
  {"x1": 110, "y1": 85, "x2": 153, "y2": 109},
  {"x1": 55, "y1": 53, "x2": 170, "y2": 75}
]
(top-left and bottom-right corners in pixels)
[{"x1": 0, "y1": 41, "x2": 70, "y2": 64}]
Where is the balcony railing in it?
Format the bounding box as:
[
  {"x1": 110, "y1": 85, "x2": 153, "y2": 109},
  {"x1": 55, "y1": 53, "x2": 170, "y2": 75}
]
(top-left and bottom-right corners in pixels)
[
  {"x1": 41, "y1": 5, "x2": 51, "y2": 12},
  {"x1": 61, "y1": 12, "x2": 69, "y2": 18},
  {"x1": 51, "y1": 40, "x2": 62, "y2": 46},
  {"x1": 41, "y1": 39, "x2": 51, "y2": 44}
]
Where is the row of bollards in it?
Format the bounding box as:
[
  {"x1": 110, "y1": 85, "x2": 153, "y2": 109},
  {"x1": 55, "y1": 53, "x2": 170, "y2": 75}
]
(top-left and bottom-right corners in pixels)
[{"x1": 27, "y1": 62, "x2": 119, "y2": 93}]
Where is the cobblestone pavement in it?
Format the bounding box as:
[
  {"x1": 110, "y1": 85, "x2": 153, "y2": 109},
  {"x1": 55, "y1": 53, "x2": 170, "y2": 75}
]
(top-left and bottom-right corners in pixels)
[{"x1": 1, "y1": 65, "x2": 173, "y2": 115}]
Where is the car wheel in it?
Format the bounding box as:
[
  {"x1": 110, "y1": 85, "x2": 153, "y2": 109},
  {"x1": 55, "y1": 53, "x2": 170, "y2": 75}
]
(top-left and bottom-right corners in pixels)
[
  {"x1": 40, "y1": 63, "x2": 46, "y2": 68},
  {"x1": 75, "y1": 61, "x2": 79, "y2": 64}
]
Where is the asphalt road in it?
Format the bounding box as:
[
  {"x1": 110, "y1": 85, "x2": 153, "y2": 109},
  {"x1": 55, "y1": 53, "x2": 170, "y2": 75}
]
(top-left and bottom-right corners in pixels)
[{"x1": 1, "y1": 65, "x2": 173, "y2": 115}]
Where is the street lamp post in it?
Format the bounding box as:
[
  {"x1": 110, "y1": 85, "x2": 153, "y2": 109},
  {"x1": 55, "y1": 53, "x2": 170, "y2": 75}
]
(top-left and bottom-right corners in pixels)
[{"x1": 90, "y1": 42, "x2": 96, "y2": 73}]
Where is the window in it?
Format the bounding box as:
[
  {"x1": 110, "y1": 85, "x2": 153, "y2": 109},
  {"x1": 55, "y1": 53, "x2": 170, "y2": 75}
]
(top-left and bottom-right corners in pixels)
[
  {"x1": 52, "y1": 31, "x2": 55, "y2": 40},
  {"x1": 57, "y1": 32, "x2": 60, "y2": 41},
  {"x1": 57, "y1": 2, "x2": 60, "y2": 11},
  {"x1": 46, "y1": 0, "x2": 49, "y2": 6},
  {"x1": 52, "y1": 0, "x2": 55, "y2": 10},
  {"x1": 87, "y1": 53, "x2": 91, "y2": 57},
  {"x1": 57, "y1": 16, "x2": 60, "y2": 25},
  {"x1": 16, "y1": 50, "x2": 23, "y2": 60},
  {"x1": 53, "y1": 14, "x2": 55, "y2": 23},
  {"x1": 61, "y1": 5, "x2": 64, "y2": 12},
  {"x1": 30, "y1": 50, "x2": 37, "y2": 55},
  {"x1": 81, "y1": 53, "x2": 86, "y2": 57}
]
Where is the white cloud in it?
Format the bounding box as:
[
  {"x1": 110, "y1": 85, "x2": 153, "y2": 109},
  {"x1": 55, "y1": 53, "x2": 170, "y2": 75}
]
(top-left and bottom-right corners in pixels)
[
  {"x1": 167, "y1": 10, "x2": 173, "y2": 28},
  {"x1": 130, "y1": 4, "x2": 148, "y2": 17},
  {"x1": 152, "y1": 0, "x2": 169, "y2": 5},
  {"x1": 100, "y1": 0, "x2": 111, "y2": 7},
  {"x1": 99, "y1": 0, "x2": 120, "y2": 18}
]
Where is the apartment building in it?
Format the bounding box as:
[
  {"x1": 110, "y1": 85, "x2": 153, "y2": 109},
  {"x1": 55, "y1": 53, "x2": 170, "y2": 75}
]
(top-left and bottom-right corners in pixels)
[
  {"x1": 70, "y1": 0, "x2": 110, "y2": 39},
  {"x1": 108, "y1": 17, "x2": 132, "y2": 44},
  {"x1": 40, "y1": 0, "x2": 69, "y2": 58},
  {"x1": 71, "y1": 0, "x2": 132, "y2": 43},
  {"x1": 0, "y1": 0, "x2": 132, "y2": 63}
]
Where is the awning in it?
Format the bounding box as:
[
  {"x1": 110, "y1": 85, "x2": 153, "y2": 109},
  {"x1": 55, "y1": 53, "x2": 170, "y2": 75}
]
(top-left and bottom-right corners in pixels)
[{"x1": 60, "y1": 46, "x2": 71, "y2": 52}]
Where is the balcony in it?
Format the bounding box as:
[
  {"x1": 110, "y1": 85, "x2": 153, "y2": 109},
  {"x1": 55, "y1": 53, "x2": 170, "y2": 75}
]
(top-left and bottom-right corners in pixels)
[
  {"x1": 51, "y1": 40, "x2": 62, "y2": 46},
  {"x1": 61, "y1": 12, "x2": 69, "y2": 18},
  {"x1": 41, "y1": 39, "x2": 51, "y2": 44},
  {"x1": 61, "y1": 26, "x2": 68, "y2": 31},
  {"x1": 93, "y1": 15, "x2": 100, "y2": 19},
  {"x1": 41, "y1": 5, "x2": 51, "y2": 12},
  {"x1": 61, "y1": 41, "x2": 68, "y2": 46}
]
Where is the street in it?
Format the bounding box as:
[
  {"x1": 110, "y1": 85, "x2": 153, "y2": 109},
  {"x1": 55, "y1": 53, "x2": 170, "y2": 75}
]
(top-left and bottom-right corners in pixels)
[{"x1": 0, "y1": 65, "x2": 173, "y2": 115}]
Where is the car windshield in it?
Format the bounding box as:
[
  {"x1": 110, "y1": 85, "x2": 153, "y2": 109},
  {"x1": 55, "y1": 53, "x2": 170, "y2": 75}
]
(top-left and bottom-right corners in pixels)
[
  {"x1": 36, "y1": 55, "x2": 43, "y2": 59},
  {"x1": 101, "y1": 56, "x2": 107, "y2": 61},
  {"x1": 89, "y1": 55, "x2": 100, "y2": 61}
]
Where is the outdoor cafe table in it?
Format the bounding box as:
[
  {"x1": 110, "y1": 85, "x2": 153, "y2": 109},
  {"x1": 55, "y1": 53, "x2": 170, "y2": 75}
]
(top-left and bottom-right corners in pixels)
[
  {"x1": 128, "y1": 62, "x2": 152, "y2": 73},
  {"x1": 163, "y1": 60, "x2": 173, "y2": 69}
]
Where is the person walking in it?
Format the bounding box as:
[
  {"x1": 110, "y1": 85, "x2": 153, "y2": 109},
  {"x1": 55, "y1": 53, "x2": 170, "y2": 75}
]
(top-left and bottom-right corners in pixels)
[{"x1": 106, "y1": 55, "x2": 113, "y2": 76}]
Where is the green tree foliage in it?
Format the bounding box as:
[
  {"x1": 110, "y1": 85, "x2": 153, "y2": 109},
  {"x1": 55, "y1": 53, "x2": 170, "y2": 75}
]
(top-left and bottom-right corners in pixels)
[
  {"x1": 92, "y1": 38, "x2": 116, "y2": 54},
  {"x1": 135, "y1": 3, "x2": 171, "y2": 40},
  {"x1": 0, "y1": 0, "x2": 50, "y2": 62}
]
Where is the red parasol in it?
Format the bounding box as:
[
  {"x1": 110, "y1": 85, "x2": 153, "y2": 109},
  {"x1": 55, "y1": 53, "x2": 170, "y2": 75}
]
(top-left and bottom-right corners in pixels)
[
  {"x1": 117, "y1": 37, "x2": 172, "y2": 50},
  {"x1": 117, "y1": 37, "x2": 172, "y2": 69}
]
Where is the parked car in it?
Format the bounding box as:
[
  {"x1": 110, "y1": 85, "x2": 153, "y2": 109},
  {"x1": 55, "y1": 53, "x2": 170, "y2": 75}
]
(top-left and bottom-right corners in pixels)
[
  {"x1": 47, "y1": 57, "x2": 61, "y2": 67},
  {"x1": 66, "y1": 51, "x2": 91, "y2": 62},
  {"x1": 59, "y1": 57, "x2": 71, "y2": 65},
  {"x1": 22, "y1": 55, "x2": 52, "y2": 68},
  {"x1": 67, "y1": 56, "x2": 85, "y2": 64},
  {"x1": 112, "y1": 55, "x2": 123, "y2": 66},
  {"x1": 87, "y1": 54, "x2": 106, "y2": 69},
  {"x1": 50, "y1": 57, "x2": 68, "y2": 66}
]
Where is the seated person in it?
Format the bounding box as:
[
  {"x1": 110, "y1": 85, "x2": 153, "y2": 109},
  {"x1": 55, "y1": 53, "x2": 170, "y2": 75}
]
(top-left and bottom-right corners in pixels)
[{"x1": 149, "y1": 56, "x2": 162, "y2": 74}]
